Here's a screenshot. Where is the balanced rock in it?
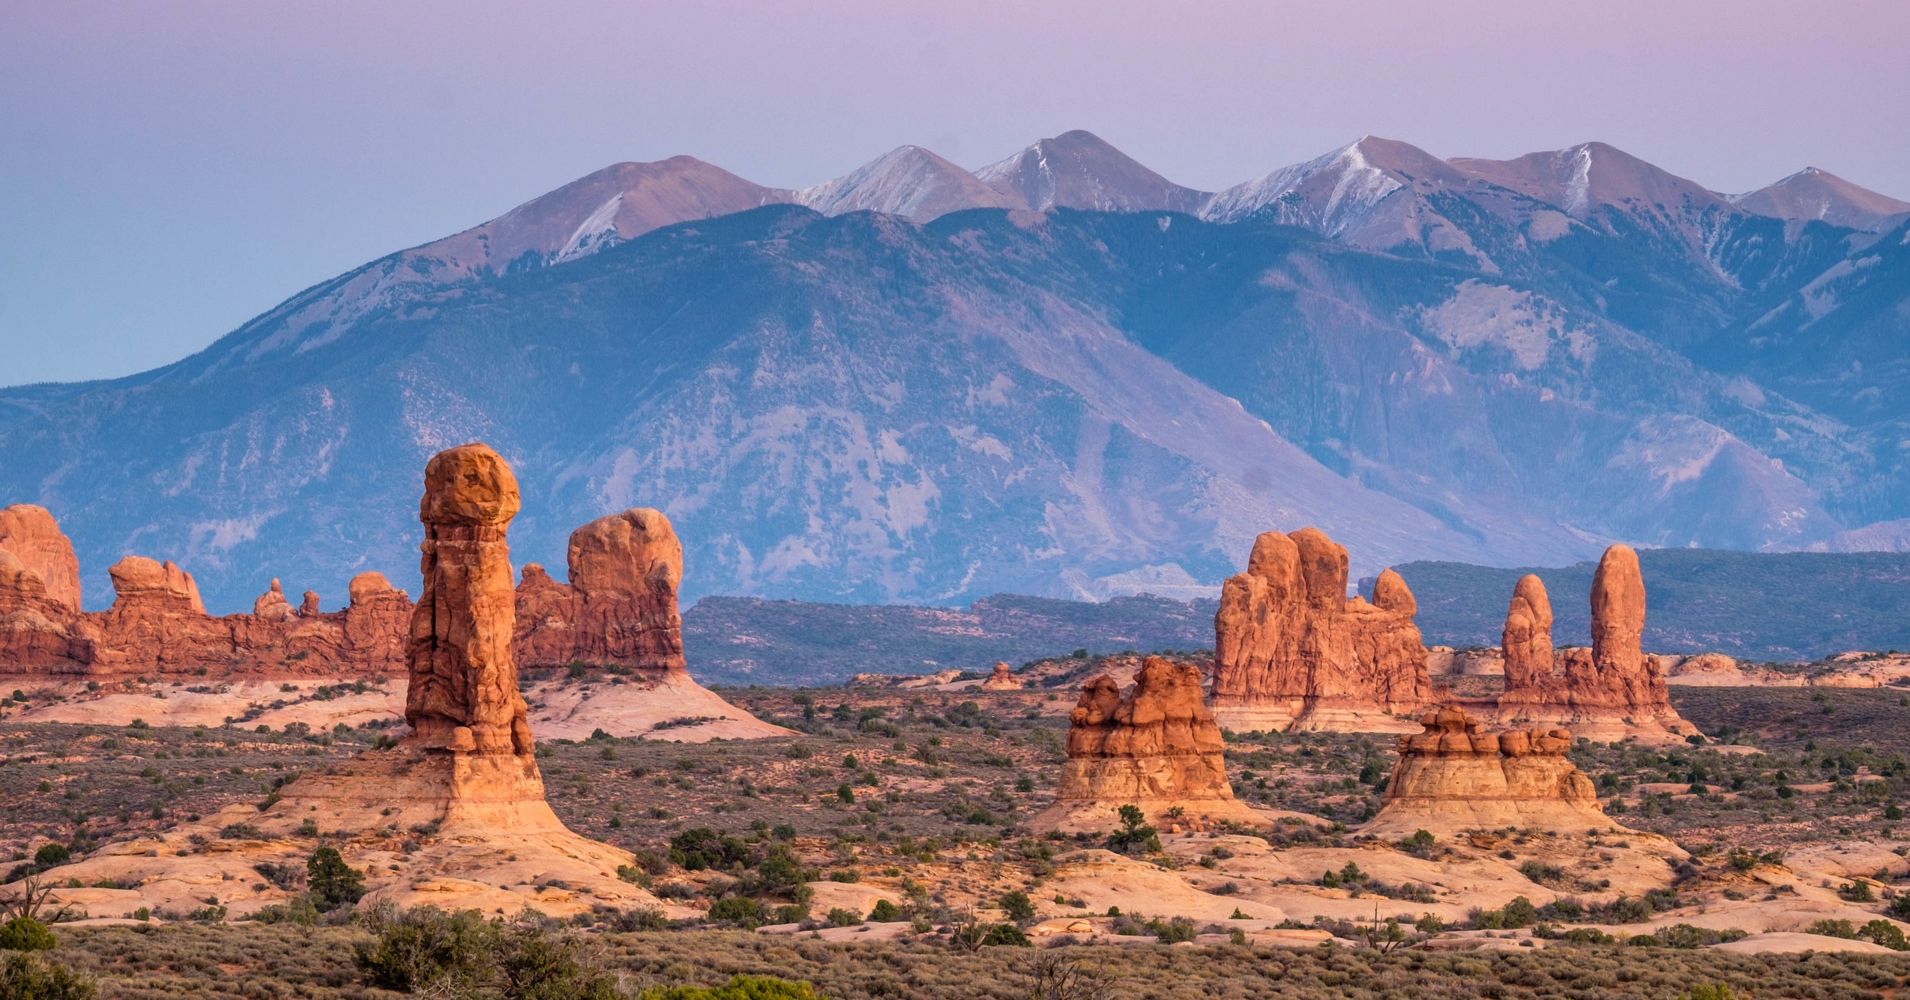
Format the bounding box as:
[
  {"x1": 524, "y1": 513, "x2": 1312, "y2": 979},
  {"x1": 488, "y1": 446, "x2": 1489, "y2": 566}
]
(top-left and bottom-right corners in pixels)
[
  {"x1": 0, "y1": 504, "x2": 81, "y2": 611},
  {"x1": 1031, "y1": 656, "x2": 1263, "y2": 832},
  {"x1": 514, "y1": 508, "x2": 686, "y2": 673},
  {"x1": 1363, "y1": 706, "x2": 1614, "y2": 836},
  {"x1": 1212, "y1": 527, "x2": 1429, "y2": 733},
  {"x1": 253, "y1": 579, "x2": 297, "y2": 622},
  {"x1": 979, "y1": 661, "x2": 1023, "y2": 691},
  {"x1": 1495, "y1": 545, "x2": 1696, "y2": 742}
]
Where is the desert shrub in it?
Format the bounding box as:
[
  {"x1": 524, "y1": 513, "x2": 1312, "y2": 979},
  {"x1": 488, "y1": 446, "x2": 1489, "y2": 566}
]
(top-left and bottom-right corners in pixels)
[
  {"x1": 825, "y1": 908, "x2": 861, "y2": 927},
  {"x1": 1863, "y1": 920, "x2": 1910, "y2": 951},
  {"x1": 355, "y1": 905, "x2": 620, "y2": 998},
  {"x1": 999, "y1": 890, "x2": 1035, "y2": 922},
  {"x1": 869, "y1": 899, "x2": 901, "y2": 922},
  {"x1": 707, "y1": 896, "x2": 765, "y2": 928},
  {"x1": 670, "y1": 828, "x2": 750, "y2": 871},
  {"x1": 355, "y1": 906, "x2": 496, "y2": 992},
  {"x1": 1838, "y1": 880, "x2": 1877, "y2": 902},
  {"x1": 0, "y1": 919, "x2": 55, "y2": 952},
  {"x1": 1679, "y1": 987, "x2": 1738, "y2": 1000},
  {"x1": 31, "y1": 845, "x2": 68, "y2": 869},
  {"x1": 0, "y1": 953, "x2": 94, "y2": 1000},
  {"x1": 247, "y1": 895, "x2": 319, "y2": 926},
  {"x1": 638, "y1": 975, "x2": 820, "y2": 999},
  {"x1": 306, "y1": 847, "x2": 365, "y2": 913}
]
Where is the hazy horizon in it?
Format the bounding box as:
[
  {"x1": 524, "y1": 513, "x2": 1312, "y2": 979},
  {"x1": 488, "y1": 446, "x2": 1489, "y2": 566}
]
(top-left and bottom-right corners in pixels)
[{"x1": 4, "y1": 0, "x2": 1908, "y2": 387}]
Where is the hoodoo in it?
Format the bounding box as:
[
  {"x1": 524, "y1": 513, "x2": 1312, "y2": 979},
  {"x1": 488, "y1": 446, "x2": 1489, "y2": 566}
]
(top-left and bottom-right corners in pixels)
[
  {"x1": 1495, "y1": 545, "x2": 1696, "y2": 742},
  {"x1": 1211, "y1": 527, "x2": 1429, "y2": 733},
  {"x1": 1031, "y1": 656, "x2": 1264, "y2": 832},
  {"x1": 1363, "y1": 706, "x2": 1618, "y2": 836}
]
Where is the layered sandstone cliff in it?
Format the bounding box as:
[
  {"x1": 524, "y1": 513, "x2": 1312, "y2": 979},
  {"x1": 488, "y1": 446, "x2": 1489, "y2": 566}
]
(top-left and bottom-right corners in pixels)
[
  {"x1": 1031, "y1": 656, "x2": 1264, "y2": 833},
  {"x1": 1493, "y1": 545, "x2": 1697, "y2": 742},
  {"x1": 1363, "y1": 706, "x2": 1616, "y2": 836},
  {"x1": 1212, "y1": 527, "x2": 1429, "y2": 733}
]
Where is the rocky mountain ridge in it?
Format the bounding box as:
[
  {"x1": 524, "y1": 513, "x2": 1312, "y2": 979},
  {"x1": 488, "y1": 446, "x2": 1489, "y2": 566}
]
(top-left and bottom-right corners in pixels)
[{"x1": 3, "y1": 131, "x2": 1907, "y2": 612}]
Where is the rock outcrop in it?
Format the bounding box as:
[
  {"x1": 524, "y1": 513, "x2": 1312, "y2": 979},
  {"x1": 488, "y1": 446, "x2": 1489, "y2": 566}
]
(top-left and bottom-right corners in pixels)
[
  {"x1": 1363, "y1": 706, "x2": 1616, "y2": 836},
  {"x1": 979, "y1": 661, "x2": 1023, "y2": 690},
  {"x1": 1494, "y1": 545, "x2": 1697, "y2": 742},
  {"x1": 514, "y1": 508, "x2": 687, "y2": 673},
  {"x1": 0, "y1": 504, "x2": 81, "y2": 611},
  {"x1": 1212, "y1": 527, "x2": 1429, "y2": 733},
  {"x1": 1031, "y1": 656, "x2": 1264, "y2": 832}
]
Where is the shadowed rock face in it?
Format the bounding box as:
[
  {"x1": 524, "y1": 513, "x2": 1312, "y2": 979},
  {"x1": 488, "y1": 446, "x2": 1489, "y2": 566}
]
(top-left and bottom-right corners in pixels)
[
  {"x1": 1212, "y1": 527, "x2": 1429, "y2": 733},
  {"x1": 1033, "y1": 656, "x2": 1262, "y2": 832},
  {"x1": 1495, "y1": 544, "x2": 1694, "y2": 741},
  {"x1": 406, "y1": 443, "x2": 532, "y2": 756},
  {"x1": 514, "y1": 508, "x2": 687, "y2": 673},
  {"x1": 1364, "y1": 706, "x2": 1611, "y2": 835}
]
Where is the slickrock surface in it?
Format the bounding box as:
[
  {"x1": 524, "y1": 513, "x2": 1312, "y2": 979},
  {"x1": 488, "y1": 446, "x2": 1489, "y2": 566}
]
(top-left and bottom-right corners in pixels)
[
  {"x1": 978, "y1": 661, "x2": 1023, "y2": 690},
  {"x1": 1031, "y1": 656, "x2": 1265, "y2": 832},
  {"x1": 15, "y1": 444, "x2": 680, "y2": 920},
  {"x1": 1364, "y1": 706, "x2": 1615, "y2": 835},
  {"x1": 1493, "y1": 544, "x2": 1697, "y2": 742},
  {"x1": 514, "y1": 508, "x2": 687, "y2": 672},
  {"x1": 1212, "y1": 527, "x2": 1429, "y2": 733}
]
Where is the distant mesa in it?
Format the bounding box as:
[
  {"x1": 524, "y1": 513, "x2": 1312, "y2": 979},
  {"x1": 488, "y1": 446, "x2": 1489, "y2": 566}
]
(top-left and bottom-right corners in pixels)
[
  {"x1": 1030, "y1": 656, "x2": 1265, "y2": 833},
  {"x1": 10, "y1": 443, "x2": 683, "y2": 920},
  {"x1": 1211, "y1": 526, "x2": 1430, "y2": 734},
  {"x1": 1362, "y1": 705, "x2": 1629, "y2": 837}
]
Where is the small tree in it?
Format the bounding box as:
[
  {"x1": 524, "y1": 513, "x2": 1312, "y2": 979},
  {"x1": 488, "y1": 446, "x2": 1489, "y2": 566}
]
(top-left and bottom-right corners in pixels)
[
  {"x1": 307, "y1": 846, "x2": 366, "y2": 913},
  {"x1": 0, "y1": 919, "x2": 56, "y2": 952},
  {"x1": 1106, "y1": 806, "x2": 1160, "y2": 855}
]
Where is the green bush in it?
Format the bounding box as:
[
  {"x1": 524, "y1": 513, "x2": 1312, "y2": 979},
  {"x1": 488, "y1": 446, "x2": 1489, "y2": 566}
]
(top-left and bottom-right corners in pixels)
[
  {"x1": 0, "y1": 919, "x2": 55, "y2": 953},
  {"x1": 868, "y1": 899, "x2": 901, "y2": 922},
  {"x1": 998, "y1": 890, "x2": 1035, "y2": 922},
  {"x1": 355, "y1": 905, "x2": 619, "y2": 998},
  {"x1": 707, "y1": 896, "x2": 765, "y2": 928},
  {"x1": 639, "y1": 974, "x2": 820, "y2": 999},
  {"x1": 31, "y1": 845, "x2": 69, "y2": 868},
  {"x1": 307, "y1": 847, "x2": 365, "y2": 913},
  {"x1": 0, "y1": 953, "x2": 94, "y2": 1000},
  {"x1": 1106, "y1": 805, "x2": 1160, "y2": 855}
]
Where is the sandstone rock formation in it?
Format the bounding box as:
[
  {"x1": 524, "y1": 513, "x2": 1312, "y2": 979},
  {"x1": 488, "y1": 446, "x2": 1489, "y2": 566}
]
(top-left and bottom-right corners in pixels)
[
  {"x1": 979, "y1": 661, "x2": 1023, "y2": 690},
  {"x1": 13, "y1": 443, "x2": 678, "y2": 920},
  {"x1": 1494, "y1": 545, "x2": 1696, "y2": 742},
  {"x1": 1031, "y1": 656, "x2": 1264, "y2": 832},
  {"x1": 514, "y1": 508, "x2": 687, "y2": 673},
  {"x1": 1363, "y1": 706, "x2": 1616, "y2": 836},
  {"x1": 406, "y1": 443, "x2": 533, "y2": 756},
  {"x1": 0, "y1": 504, "x2": 81, "y2": 611},
  {"x1": 1212, "y1": 527, "x2": 1429, "y2": 733},
  {"x1": 253, "y1": 579, "x2": 297, "y2": 622}
]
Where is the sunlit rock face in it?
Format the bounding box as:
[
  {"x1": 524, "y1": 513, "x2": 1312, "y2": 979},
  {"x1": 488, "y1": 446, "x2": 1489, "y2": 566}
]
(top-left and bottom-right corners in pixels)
[{"x1": 1212, "y1": 527, "x2": 1429, "y2": 734}]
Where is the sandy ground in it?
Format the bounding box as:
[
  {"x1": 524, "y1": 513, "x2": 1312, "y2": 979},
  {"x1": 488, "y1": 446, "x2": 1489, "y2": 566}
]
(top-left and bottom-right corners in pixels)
[{"x1": 0, "y1": 671, "x2": 791, "y2": 742}]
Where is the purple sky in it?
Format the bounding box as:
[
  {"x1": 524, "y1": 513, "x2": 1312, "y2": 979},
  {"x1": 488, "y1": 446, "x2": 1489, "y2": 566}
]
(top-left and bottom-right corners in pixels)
[{"x1": 3, "y1": 0, "x2": 1906, "y2": 386}]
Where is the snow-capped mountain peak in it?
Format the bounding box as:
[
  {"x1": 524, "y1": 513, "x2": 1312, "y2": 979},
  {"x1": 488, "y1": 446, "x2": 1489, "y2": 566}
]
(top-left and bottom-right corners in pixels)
[
  {"x1": 973, "y1": 129, "x2": 1209, "y2": 213},
  {"x1": 796, "y1": 145, "x2": 1020, "y2": 221}
]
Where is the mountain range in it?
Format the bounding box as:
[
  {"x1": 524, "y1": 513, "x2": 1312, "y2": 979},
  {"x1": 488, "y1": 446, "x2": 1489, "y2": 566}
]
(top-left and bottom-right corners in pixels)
[{"x1": 3, "y1": 130, "x2": 1908, "y2": 613}]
